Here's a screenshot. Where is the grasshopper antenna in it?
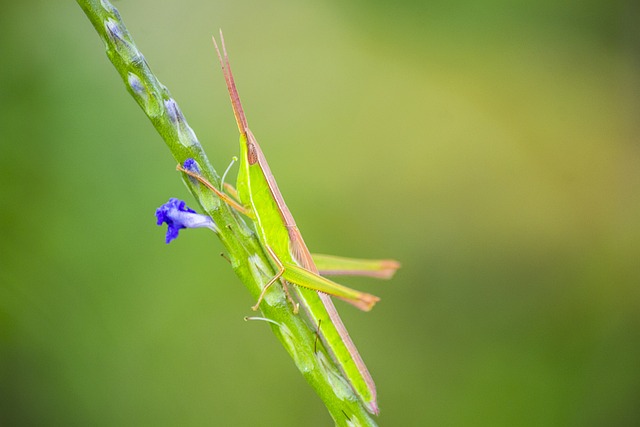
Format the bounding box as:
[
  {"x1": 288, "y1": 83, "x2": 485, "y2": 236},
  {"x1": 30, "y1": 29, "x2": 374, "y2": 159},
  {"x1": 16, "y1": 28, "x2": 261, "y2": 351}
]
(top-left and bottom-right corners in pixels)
[{"x1": 212, "y1": 30, "x2": 249, "y2": 137}]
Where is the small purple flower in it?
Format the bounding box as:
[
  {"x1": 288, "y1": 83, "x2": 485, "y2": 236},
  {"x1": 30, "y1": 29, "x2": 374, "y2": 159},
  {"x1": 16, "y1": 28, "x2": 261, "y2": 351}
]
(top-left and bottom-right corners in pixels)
[
  {"x1": 164, "y1": 98, "x2": 185, "y2": 125},
  {"x1": 155, "y1": 198, "x2": 217, "y2": 244},
  {"x1": 183, "y1": 158, "x2": 200, "y2": 173}
]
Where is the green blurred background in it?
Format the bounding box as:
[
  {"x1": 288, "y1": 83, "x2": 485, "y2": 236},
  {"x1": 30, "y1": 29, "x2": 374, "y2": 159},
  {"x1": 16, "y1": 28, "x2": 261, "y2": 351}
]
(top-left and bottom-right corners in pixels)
[{"x1": 1, "y1": 1, "x2": 639, "y2": 425}]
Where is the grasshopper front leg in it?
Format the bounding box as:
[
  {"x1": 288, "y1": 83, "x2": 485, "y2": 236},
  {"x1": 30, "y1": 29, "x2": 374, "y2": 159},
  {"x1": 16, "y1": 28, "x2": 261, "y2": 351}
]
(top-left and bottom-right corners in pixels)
[{"x1": 177, "y1": 163, "x2": 254, "y2": 218}]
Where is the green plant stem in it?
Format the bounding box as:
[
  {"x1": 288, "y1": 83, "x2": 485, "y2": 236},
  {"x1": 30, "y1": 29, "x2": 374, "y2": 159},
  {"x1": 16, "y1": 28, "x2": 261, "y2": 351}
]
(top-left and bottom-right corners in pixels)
[{"x1": 76, "y1": 0, "x2": 377, "y2": 425}]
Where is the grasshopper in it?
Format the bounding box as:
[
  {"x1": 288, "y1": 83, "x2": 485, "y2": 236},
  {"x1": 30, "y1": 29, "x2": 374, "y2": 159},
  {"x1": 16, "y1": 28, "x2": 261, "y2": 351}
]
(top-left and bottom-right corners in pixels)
[{"x1": 178, "y1": 32, "x2": 399, "y2": 414}]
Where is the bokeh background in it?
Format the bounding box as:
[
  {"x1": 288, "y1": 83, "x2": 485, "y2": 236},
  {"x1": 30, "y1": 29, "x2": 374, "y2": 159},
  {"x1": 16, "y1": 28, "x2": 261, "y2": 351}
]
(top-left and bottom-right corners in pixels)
[{"x1": 2, "y1": 1, "x2": 639, "y2": 425}]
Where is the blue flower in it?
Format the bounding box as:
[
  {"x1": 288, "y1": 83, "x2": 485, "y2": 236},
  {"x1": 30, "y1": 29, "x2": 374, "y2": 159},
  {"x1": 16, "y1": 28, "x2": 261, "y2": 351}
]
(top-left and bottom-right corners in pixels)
[
  {"x1": 183, "y1": 158, "x2": 200, "y2": 173},
  {"x1": 155, "y1": 198, "x2": 218, "y2": 244}
]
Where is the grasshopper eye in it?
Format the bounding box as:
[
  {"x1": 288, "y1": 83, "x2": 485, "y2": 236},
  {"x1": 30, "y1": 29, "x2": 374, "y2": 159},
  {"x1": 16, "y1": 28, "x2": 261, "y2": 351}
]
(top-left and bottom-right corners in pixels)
[{"x1": 247, "y1": 142, "x2": 258, "y2": 165}]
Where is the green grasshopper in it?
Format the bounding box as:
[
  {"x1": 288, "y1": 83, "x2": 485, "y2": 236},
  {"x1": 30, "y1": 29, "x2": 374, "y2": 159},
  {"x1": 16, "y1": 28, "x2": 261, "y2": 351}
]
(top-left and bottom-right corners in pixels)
[{"x1": 178, "y1": 32, "x2": 399, "y2": 414}]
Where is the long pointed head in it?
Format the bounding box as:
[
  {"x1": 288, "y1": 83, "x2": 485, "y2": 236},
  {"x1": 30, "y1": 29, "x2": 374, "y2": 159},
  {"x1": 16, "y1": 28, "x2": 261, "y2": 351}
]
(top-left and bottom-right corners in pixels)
[{"x1": 212, "y1": 31, "x2": 249, "y2": 138}]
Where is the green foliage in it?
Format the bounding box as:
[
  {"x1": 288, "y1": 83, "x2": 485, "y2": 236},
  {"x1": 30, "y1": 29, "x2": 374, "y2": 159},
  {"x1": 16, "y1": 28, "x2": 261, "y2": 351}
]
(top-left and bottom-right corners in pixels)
[{"x1": 2, "y1": 0, "x2": 640, "y2": 426}]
